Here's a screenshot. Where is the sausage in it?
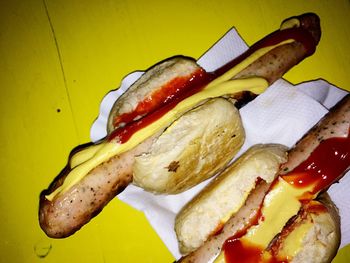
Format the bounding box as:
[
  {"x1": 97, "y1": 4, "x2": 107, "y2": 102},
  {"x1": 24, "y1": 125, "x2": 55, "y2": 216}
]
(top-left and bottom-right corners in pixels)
[
  {"x1": 39, "y1": 134, "x2": 158, "y2": 238},
  {"x1": 226, "y1": 13, "x2": 321, "y2": 84},
  {"x1": 39, "y1": 13, "x2": 322, "y2": 238},
  {"x1": 280, "y1": 94, "x2": 350, "y2": 175}
]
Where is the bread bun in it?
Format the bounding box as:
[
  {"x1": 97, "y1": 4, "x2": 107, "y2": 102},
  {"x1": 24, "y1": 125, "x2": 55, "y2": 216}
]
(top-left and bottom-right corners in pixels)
[
  {"x1": 132, "y1": 97, "x2": 245, "y2": 194},
  {"x1": 107, "y1": 56, "x2": 201, "y2": 133},
  {"x1": 175, "y1": 144, "x2": 288, "y2": 254},
  {"x1": 268, "y1": 192, "x2": 340, "y2": 263}
]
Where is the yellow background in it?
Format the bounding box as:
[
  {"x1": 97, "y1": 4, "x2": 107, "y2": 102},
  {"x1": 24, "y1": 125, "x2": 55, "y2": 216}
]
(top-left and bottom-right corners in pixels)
[{"x1": 1, "y1": 0, "x2": 349, "y2": 262}]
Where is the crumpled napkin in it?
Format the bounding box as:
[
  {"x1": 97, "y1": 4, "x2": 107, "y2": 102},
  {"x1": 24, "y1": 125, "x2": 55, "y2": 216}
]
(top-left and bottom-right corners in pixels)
[{"x1": 90, "y1": 27, "x2": 350, "y2": 259}]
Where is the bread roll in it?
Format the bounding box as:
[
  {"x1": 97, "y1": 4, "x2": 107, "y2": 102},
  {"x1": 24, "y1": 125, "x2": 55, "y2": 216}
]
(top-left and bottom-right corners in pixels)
[
  {"x1": 107, "y1": 56, "x2": 202, "y2": 132},
  {"x1": 175, "y1": 144, "x2": 288, "y2": 254},
  {"x1": 268, "y1": 193, "x2": 340, "y2": 263},
  {"x1": 132, "y1": 97, "x2": 245, "y2": 194}
]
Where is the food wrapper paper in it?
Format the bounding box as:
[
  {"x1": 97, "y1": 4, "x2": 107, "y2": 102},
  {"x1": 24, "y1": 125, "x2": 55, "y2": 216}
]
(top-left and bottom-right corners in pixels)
[{"x1": 90, "y1": 27, "x2": 350, "y2": 259}]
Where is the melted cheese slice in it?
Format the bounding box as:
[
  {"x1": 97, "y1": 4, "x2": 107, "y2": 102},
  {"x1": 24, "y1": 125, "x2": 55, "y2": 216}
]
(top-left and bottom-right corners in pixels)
[{"x1": 46, "y1": 39, "x2": 294, "y2": 201}]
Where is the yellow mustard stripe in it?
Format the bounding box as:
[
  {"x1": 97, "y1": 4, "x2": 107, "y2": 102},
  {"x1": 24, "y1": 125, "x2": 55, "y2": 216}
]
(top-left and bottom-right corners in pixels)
[
  {"x1": 279, "y1": 220, "x2": 313, "y2": 259},
  {"x1": 70, "y1": 143, "x2": 104, "y2": 168},
  {"x1": 280, "y1": 18, "x2": 300, "y2": 30},
  {"x1": 206, "y1": 39, "x2": 293, "y2": 88},
  {"x1": 244, "y1": 178, "x2": 308, "y2": 246}
]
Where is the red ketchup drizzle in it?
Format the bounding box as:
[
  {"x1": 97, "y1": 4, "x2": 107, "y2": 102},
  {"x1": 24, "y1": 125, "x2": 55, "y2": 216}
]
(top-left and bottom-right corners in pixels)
[
  {"x1": 282, "y1": 133, "x2": 350, "y2": 194},
  {"x1": 224, "y1": 239, "x2": 289, "y2": 263},
  {"x1": 112, "y1": 69, "x2": 206, "y2": 127},
  {"x1": 222, "y1": 198, "x2": 266, "y2": 263},
  {"x1": 108, "y1": 71, "x2": 214, "y2": 142},
  {"x1": 222, "y1": 193, "x2": 288, "y2": 263},
  {"x1": 302, "y1": 201, "x2": 328, "y2": 214},
  {"x1": 109, "y1": 27, "x2": 316, "y2": 143},
  {"x1": 223, "y1": 239, "x2": 265, "y2": 263}
]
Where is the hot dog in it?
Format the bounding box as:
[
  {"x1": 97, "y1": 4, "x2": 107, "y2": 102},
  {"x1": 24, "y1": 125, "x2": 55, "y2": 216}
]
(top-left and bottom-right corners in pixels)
[
  {"x1": 39, "y1": 13, "x2": 321, "y2": 238},
  {"x1": 176, "y1": 94, "x2": 350, "y2": 262},
  {"x1": 175, "y1": 144, "x2": 289, "y2": 254}
]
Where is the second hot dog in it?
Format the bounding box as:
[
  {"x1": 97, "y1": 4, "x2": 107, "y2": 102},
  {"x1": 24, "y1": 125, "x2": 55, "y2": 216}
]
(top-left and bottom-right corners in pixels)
[{"x1": 176, "y1": 94, "x2": 350, "y2": 262}]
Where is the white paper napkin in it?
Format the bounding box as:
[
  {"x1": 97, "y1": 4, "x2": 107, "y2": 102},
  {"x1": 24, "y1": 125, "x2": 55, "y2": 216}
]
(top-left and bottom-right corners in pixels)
[{"x1": 90, "y1": 27, "x2": 350, "y2": 259}]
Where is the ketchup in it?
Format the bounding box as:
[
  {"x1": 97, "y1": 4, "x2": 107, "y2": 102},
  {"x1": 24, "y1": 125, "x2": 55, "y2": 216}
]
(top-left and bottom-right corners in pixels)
[
  {"x1": 222, "y1": 197, "x2": 267, "y2": 263},
  {"x1": 223, "y1": 238, "x2": 266, "y2": 263},
  {"x1": 282, "y1": 133, "x2": 350, "y2": 194},
  {"x1": 221, "y1": 183, "x2": 290, "y2": 262},
  {"x1": 108, "y1": 71, "x2": 214, "y2": 142},
  {"x1": 109, "y1": 27, "x2": 316, "y2": 143},
  {"x1": 112, "y1": 68, "x2": 207, "y2": 128},
  {"x1": 224, "y1": 238, "x2": 290, "y2": 263}
]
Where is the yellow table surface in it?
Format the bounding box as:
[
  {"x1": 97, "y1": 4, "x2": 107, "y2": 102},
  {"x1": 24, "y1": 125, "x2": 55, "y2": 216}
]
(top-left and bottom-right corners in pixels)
[{"x1": 1, "y1": 0, "x2": 349, "y2": 262}]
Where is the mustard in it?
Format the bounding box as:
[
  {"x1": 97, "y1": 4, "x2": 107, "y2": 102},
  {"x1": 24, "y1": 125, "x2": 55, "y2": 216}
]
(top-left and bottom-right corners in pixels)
[
  {"x1": 46, "y1": 39, "x2": 294, "y2": 201},
  {"x1": 213, "y1": 251, "x2": 225, "y2": 263},
  {"x1": 70, "y1": 143, "x2": 104, "y2": 169},
  {"x1": 244, "y1": 178, "x2": 313, "y2": 247},
  {"x1": 278, "y1": 220, "x2": 313, "y2": 260},
  {"x1": 280, "y1": 18, "x2": 300, "y2": 30}
]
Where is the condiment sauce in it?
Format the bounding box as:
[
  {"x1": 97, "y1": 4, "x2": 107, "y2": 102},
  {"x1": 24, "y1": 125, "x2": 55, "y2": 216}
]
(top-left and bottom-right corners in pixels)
[
  {"x1": 268, "y1": 200, "x2": 327, "y2": 260},
  {"x1": 222, "y1": 193, "x2": 289, "y2": 263},
  {"x1": 222, "y1": 198, "x2": 266, "y2": 262},
  {"x1": 214, "y1": 27, "x2": 316, "y2": 77},
  {"x1": 224, "y1": 236, "x2": 287, "y2": 263},
  {"x1": 282, "y1": 133, "x2": 350, "y2": 194},
  {"x1": 112, "y1": 68, "x2": 208, "y2": 127},
  {"x1": 223, "y1": 239, "x2": 265, "y2": 263},
  {"x1": 109, "y1": 27, "x2": 315, "y2": 144},
  {"x1": 108, "y1": 71, "x2": 214, "y2": 142},
  {"x1": 302, "y1": 201, "x2": 328, "y2": 214}
]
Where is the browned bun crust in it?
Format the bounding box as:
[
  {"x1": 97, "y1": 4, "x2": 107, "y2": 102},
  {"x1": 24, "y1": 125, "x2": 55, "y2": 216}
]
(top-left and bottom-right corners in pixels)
[{"x1": 132, "y1": 97, "x2": 245, "y2": 194}]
